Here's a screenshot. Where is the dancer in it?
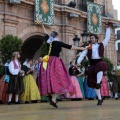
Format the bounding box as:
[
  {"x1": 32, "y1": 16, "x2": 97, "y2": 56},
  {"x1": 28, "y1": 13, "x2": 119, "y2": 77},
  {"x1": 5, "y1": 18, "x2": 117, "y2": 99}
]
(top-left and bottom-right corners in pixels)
[
  {"x1": 6, "y1": 52, "x2": 24, "y2": 105},
  {"x1": 77, "y1": 23, "x2": 111, "y2": 105},
  {"x1": 38, "y1": 23, "x2": 85, "y2": 108}
]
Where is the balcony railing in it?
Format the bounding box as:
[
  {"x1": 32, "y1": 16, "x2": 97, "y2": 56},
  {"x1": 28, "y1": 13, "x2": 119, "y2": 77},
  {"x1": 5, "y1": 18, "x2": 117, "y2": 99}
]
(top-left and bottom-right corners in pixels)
[
  {"x1": 54, "y1": 0, "x2": 106, "y2": 17},
  {"x1": 54, "y1": 0, "x2": 62, "y2": 5}
]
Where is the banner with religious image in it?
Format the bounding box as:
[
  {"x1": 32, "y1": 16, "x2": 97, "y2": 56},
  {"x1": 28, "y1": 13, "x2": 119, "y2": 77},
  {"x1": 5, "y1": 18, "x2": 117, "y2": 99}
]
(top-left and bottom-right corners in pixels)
[
  {"x1": 35, "y1": 0, "x2": 54, "y2": 25},
  {"x1": 87, "y1": 2, "x2": 103, "y2": 34}
]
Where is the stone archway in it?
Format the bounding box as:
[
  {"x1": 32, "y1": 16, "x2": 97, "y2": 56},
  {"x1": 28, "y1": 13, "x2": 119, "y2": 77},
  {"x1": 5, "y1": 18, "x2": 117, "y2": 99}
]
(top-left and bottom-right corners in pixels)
[{"x1": 20, "y1": 35, "x2": 44, "y2": 63}]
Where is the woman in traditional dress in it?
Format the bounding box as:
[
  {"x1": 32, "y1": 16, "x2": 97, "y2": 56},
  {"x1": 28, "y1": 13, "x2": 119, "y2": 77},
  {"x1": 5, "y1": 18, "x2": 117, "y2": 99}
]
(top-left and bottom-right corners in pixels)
[
  {"x1": 100, "y1": 72, "x2": 110, "y2": 99},
  {"x1": 76, "y1": 65, "x2": 85, "y2": 98},
  {"x1": 20, "y1": 59, "x2": 41, "y2": 103},
  {"x1": 6, "y1": 52, "x2": 24, "y2": 105},
  {"x1": 0, "y1": 60, "x2": 10, "y2": 104},
  {"x1": 38, "y1": 23, "x2": 85, "y2": 108},
  {"x1": 65, "y1": 62, "x2": 83, "y2": 100},
  {"x1": 84, "y1": 67, "x2": 96, "y2": 100}
]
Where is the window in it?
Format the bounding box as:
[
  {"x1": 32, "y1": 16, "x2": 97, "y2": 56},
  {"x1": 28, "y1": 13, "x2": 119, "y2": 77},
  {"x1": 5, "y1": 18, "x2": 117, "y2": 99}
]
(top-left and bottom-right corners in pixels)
[
  {"x1": 118, "y1": 43, "x2": 120, "y2": 51},
  {"x1": 77, "y1": 0, "x2": 94, "y2": 12},
  {"x1": 117, "y1": 30, "x2": 120, "y2": 40}
]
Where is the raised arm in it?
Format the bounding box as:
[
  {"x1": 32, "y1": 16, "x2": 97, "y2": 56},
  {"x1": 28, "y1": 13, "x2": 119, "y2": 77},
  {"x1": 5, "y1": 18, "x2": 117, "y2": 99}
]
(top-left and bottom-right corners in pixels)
[
  {"x1": 41, "y1": 23, "x2": 48, "y2": 35},
  {"x1": 102, "y1": 27, "x2": 110, "y2": 47},
  {"x1": 77, "y1": 50, "x2": 88, "y2": 64}
]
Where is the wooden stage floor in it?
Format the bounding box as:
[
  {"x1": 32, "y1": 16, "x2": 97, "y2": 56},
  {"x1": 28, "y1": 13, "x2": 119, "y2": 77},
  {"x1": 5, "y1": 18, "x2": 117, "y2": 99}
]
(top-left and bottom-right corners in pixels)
[{"x1": 0, "y1": 99, "x2": 120, "y2": 120}]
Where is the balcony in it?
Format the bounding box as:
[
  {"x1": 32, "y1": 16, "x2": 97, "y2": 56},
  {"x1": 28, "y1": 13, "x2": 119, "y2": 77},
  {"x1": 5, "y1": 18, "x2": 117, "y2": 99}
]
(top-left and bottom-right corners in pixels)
[
  {"x1": 54, "y1": 0, "x2": 62, "y2": 5},
  {"x1": 54, "y1": 0, "x2": 106, "y2": 17}
]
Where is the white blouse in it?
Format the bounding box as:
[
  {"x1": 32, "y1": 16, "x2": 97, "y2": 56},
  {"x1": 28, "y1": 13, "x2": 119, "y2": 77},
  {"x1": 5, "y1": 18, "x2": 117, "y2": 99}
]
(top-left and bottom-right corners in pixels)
[
  {"x1": 77, "y1": 28, "x2": 110, "y2": 64},
  {"x1": 9, "y1": 60, "x2": 20, "y2": 75}
]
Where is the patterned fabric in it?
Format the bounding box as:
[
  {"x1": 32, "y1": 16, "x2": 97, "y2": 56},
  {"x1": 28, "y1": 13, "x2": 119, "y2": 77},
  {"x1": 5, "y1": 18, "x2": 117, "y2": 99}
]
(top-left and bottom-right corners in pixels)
[
  {"x1": 20, "y1": 74, "x2": 40, "y2": 102},
  {"x1": 87, "y1": 2, "x2": 102, "y2": 34},
  {"x1": 35, "y1": 0, "x2": 54, "y2": 25},
  {"x1": 0, "y1": 75, "x2": 8, "y2": 103},
  {"x1": 100, "y1": 76, "x2": 110, "y2": 97},
  {"x1": 88, "y1": 61, "x2": 108, "y2": 88},
  {"x1": 38, "y1": 56, "x2": 76, "y2": 96},
  {"x1": 77, "y1": 76, "x2": 85, "y2": 98},
  {"x1": 84, "y1": 78, "x2": 96, "y2": 99},
  {"x1": 65, "y1": 76, "x2": 83, "y2": 98},
  {"x1": 13, "y1": 60, "x2": 20, "y2": 69}
]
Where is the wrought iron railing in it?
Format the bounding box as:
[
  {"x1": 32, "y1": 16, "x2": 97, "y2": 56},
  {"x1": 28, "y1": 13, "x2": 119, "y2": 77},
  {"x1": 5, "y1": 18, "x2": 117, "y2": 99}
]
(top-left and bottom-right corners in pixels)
[
  {"x1": 54, "y1": 0, "x2": 106, "y2": 17},
  {"x1": 54, "y1": 0, "x2": 62, "y2": 5}
]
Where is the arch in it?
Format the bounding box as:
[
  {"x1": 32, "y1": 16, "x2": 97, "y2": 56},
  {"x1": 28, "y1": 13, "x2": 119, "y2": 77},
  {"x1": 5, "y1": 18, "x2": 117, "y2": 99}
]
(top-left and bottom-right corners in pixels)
[{"x1": 18, "y1": 25, "x2": 45, "y2": 42}]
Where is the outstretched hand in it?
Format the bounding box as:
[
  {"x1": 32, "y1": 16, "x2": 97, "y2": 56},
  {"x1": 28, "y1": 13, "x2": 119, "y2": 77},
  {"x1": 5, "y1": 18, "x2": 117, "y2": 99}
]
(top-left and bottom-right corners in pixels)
[{"x1": 35, "y1": 19, "x2": 43, "y2": 25}]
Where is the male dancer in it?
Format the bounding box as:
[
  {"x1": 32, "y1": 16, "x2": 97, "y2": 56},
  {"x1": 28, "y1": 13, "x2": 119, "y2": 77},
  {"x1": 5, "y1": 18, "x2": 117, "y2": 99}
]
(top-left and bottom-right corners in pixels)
[{"x1": 77, "y1": 23, "x2": 111, "y2": 105}]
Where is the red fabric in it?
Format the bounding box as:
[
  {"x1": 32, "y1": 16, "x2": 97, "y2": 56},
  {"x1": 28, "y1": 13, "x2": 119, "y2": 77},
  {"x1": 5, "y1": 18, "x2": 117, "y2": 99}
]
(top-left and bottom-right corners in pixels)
[
  {"x1": 0, "y1": 75, "x2": 8, "y2": 103},
  {"x1": 65, "y1": 76, "x2": 83, "y2": 98},
  {"x1": 100, "y1": 76, "x2": 110, "y2": 97}
]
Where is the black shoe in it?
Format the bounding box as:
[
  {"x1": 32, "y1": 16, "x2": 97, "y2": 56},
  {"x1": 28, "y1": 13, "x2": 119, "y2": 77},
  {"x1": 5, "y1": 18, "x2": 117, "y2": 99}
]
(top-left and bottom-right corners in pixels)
[
  {"x1": 97, "y1": 100, "x2": 103, "y2": 105},
  {"x1": 115, "y1": 97, "x2": 118, "y2": 100},
  {"x1": 0, "y1": 101, "x2": 4, "y2": 104},
  {"x1": 15, "y1": 101, "x2": 21, "y2": 104},
  {"x1": 25, "y1": 101, "x2": 29, "y2": 104},
  {"x1": 50, "y1": 101, "x2": 58, "y2": 108},
  {"x1": 8, "y1": 102, "x2": 12, "y2": 105},
  {"x1": 96, "y1": 83, "x2": 101, "y2": 89},
  {"x1": 31, "y1": 100, "x2": 37, "y2": 103}
]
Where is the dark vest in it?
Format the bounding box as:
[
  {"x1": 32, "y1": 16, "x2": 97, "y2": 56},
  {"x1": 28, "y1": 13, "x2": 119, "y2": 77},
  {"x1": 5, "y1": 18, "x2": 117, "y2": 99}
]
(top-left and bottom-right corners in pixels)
[{"x1": 87, "y1": 42, "x2": 104, "y2": 61}]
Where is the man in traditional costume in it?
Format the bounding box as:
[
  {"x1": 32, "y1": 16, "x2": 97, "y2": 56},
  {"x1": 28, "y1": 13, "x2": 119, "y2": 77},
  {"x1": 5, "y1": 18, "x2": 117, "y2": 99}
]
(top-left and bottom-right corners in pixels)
[{"x1": 77, "y1": 23, "x2": 111, "y2": 105}]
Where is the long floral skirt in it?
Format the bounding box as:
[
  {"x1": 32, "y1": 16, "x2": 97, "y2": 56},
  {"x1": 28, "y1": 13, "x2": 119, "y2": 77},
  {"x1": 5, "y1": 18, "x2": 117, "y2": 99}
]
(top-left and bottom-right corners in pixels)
[
  {"x1": 20, "y1": 74, "x2": 41, "y2": 102},
  {"x1": 38, "y1": 56, "x2": 75, "y2": 96},
  {"x1": 100, "y1": 76, "x2": 110, "y2": 97},
  {"x1": 65, "y1": 76, "x2": 83, "y2": 98}
]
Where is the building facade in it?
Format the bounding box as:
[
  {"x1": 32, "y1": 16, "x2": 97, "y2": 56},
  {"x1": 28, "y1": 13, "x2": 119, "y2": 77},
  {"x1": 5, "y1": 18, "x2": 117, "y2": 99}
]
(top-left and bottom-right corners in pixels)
[{"x1": 0, "y1": 0, "x2": 120, "y2": 65}]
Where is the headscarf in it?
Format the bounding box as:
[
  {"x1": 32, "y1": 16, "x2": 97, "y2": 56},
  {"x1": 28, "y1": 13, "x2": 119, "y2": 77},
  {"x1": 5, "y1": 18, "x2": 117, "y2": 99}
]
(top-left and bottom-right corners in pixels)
[
  {"x1": 23, "y1": 59, "x2": 30, "y2": 68},
  {"x1": 47, "y1": 31, "x2": 59, "y2": 44}
]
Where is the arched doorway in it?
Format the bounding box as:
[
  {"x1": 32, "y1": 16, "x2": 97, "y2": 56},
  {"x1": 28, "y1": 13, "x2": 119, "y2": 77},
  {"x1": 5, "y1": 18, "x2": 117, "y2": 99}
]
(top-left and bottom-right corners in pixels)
[{"x1": 21, "y1": 35, "x2": 44, "y2": 63}]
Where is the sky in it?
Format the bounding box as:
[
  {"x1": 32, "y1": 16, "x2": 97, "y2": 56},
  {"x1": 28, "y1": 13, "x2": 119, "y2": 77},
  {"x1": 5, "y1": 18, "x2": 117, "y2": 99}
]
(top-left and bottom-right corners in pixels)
[{"x1": 112, "y1": 0, "x2": 120, "y2": 20}]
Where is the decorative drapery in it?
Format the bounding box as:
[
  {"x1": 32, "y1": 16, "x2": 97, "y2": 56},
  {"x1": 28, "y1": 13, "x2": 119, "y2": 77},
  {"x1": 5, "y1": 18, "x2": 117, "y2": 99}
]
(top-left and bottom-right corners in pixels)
[
  {"x1": 35, "y1": 0, "x2": 54, "y2": 25},
  {"x1": 87, "y1": 2, "x2": 103, "y2": 34}
]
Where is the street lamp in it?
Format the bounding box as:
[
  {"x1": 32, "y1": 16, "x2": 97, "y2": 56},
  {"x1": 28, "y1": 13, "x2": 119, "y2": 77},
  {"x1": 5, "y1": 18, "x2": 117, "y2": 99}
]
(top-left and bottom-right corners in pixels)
[
  {"x1": 81, "y1": 30, "x2": 89, "y2": 47},
  {"x1": 73, "y1": 35, "x2": 80, "y2": 47}
]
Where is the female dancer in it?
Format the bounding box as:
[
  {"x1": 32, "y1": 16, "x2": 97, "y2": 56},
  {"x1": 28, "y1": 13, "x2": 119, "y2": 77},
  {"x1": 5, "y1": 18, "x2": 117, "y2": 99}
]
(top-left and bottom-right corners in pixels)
[{"x1": 38, "y1": 23, "x2": 85, "y2": 108}]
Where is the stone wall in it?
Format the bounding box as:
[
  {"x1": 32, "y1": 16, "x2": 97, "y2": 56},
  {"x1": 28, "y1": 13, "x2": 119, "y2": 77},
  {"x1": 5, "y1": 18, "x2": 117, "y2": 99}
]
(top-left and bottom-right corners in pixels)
[{"x1": 0, "y1": 0, "x2": 119, "y2": 65}]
